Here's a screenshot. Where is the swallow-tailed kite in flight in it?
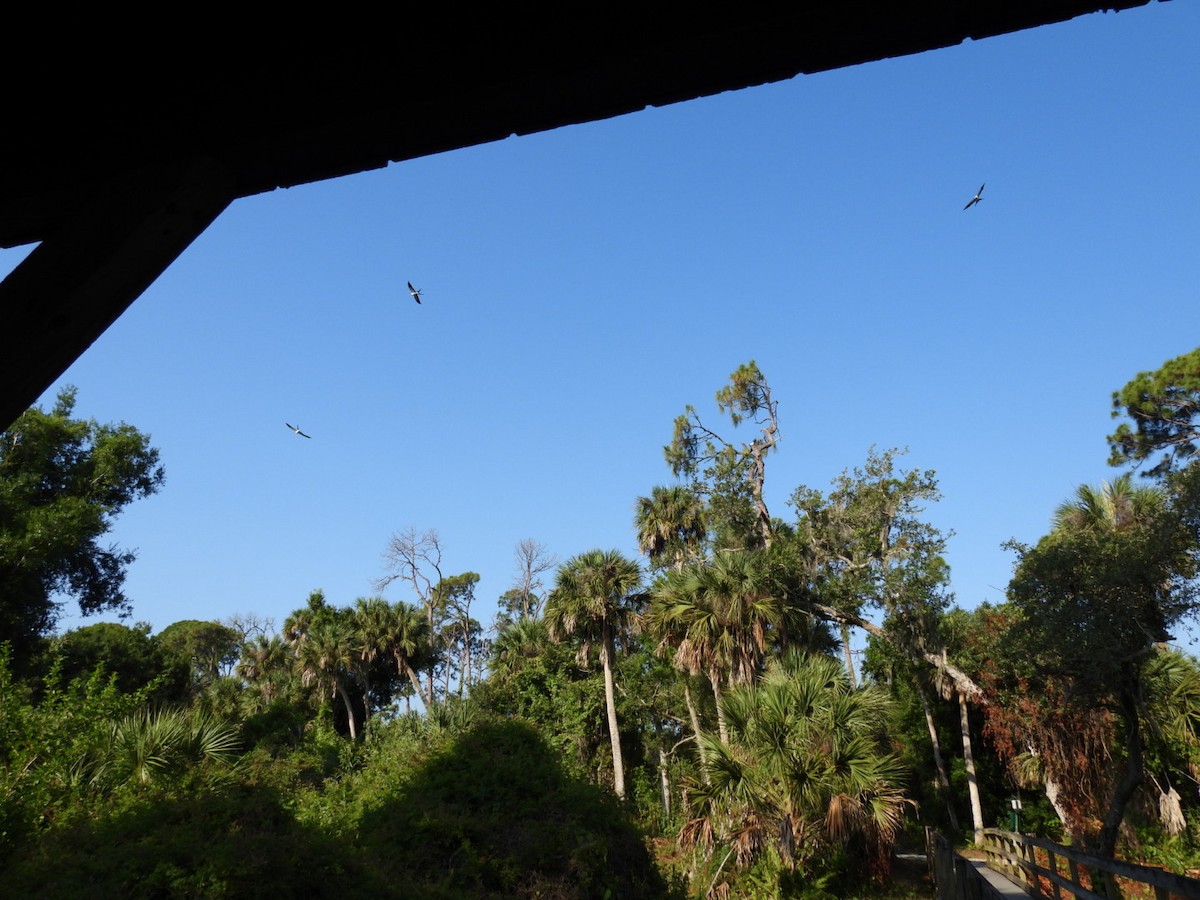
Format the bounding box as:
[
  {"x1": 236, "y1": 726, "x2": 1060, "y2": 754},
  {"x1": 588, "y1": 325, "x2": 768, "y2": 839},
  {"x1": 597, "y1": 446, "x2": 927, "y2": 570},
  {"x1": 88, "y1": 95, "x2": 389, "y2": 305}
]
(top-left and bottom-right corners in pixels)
[
  {"x1": 407, "y1": 281, "x2": 423, "y2": 304},
  {"x1": 286, "y1": 423, "x2": 312, "y2": 439},
  {"x1": 963, "y1": 183, "x2": 985, "y2": 210}
]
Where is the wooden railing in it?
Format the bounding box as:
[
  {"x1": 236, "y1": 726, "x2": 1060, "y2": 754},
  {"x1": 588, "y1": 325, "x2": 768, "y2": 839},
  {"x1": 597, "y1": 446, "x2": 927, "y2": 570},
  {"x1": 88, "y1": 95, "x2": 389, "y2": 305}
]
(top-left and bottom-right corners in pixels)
[
  {"x1": 929, "y1": 827, "x2": 1034, "y2": 899},
  {"x1": 978, "y1": 828, "x2": 1200, "y2": 900}
]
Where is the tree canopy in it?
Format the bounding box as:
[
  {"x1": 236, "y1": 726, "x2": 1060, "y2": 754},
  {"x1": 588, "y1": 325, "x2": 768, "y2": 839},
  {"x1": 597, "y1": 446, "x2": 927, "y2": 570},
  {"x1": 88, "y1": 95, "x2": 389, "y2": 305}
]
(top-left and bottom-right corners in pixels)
[
  {"x1": 665, "y1": 360, "x2": 780, "y2": 549},
  {"x1": 0, "y1": 387, "x2": 164, "y2": 668},
  {"x1": 1001, "y1": 474, "x2": 1200, "y2": 854},
  {"x1": 1109, "y1": 347, "x2": 1200, "y2": 476},
  {"x1": 11, "y1": 351, "x2": 1200, "y2": 894}
]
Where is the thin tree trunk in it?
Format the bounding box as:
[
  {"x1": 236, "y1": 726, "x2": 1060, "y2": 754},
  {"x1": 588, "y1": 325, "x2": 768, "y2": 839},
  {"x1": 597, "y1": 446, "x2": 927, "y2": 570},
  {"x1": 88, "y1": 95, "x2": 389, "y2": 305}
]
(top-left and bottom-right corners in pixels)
[
  {"x1": 959, "y1": 691, "x2": 984, "y2": 844},
  {"x1": 336, "y1": 681, "x2": 359, "y2": 741},
  {"x1": 748, "y1": 418, "x2": 778, "y2": 549},
  {"x1": 659, "y1": 745, "x2": 672, "y2": 818},
  {"x1": 709, "y1": 671, "x2": 729, "y2": 745},
  {"x1": 464, "y1": 627, "x2": 472, "y2": 692},
  {"x1": 683, "y1": 680, "x2": 710, "y2": 774},
  {"x1": 398, "y1": 657, "x2": 424, "y2": 706},
  {"x1": 920, "y1": 684, "x2": 959, "y2": 832},
  {"x1": 458, "y1": 622, "x2": 470, "y2": 696},
  {"x1": 361, "y1": 670, "x2": 373, "y2": 733},
  {"x1": 842, "y1": 623, "x2": 857, "y2": 688},
  {"x1": 811, "y1": 601, "x2": 985, "y2": 700},
  {"x1": 601, "y1": 631, "x2": 626, "y2": 799},
  {"x1": 426, "y1": 602, "x2": 437, "y2": 708}
]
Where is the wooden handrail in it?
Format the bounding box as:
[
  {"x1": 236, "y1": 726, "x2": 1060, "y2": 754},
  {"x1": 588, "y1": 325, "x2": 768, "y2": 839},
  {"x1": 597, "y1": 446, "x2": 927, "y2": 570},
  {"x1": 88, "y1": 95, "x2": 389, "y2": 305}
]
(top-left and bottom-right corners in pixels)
[{"x1": 979, "y1": 828, "x2": 1200, "y2": 900}]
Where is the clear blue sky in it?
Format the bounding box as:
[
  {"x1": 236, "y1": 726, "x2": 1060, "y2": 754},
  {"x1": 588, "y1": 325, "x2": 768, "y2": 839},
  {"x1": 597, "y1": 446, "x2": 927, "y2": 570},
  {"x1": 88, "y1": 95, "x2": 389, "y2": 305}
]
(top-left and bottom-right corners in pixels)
[{"x1": 5, "y1": 1, "x2": 1198, "y2": 647}]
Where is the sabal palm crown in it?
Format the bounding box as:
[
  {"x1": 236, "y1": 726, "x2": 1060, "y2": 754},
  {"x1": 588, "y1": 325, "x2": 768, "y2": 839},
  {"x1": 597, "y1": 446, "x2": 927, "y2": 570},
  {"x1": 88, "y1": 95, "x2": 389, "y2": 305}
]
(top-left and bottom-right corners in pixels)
[
  {"x1": 1036, "y1": 473, "x2": 1187, "y2": 648},
  {"x1": 237, "y1": 634, "x2": 291, "y2": 703},
  {"x1": 489, "y1": 615, "x2": 552, "y2": 678},
  {"x1": 1052, "y1": 473, "x2": 1163, "y2": 534},
  {"x1": 658, "y1": 548, "x2": 780, "y2": 688},
  {"x1": 686, "y1": 651, "x2": 910, "y2": 878},
  {"x1": 635, "y1": 484, "x2": 707, "y2": 571},
  {"x1": 383, "y1": 600, "x2": 432, "y2": 704},
  {"x1": 544, "y1": 549, "x2": 643, "y2": 664}
]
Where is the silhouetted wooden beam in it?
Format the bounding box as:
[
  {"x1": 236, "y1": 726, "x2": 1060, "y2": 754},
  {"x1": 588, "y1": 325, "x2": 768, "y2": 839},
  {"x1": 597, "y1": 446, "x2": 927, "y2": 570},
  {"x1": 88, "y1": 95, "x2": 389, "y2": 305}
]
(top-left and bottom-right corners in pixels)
[{"x1": 0, "y1": 158, "x2": 233, "y2": 429}]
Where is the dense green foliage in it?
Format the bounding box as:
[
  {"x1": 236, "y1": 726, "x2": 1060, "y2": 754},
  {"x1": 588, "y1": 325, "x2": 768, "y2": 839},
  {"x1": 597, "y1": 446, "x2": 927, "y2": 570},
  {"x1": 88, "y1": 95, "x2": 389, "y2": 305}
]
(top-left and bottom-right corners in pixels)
[
  {"x1": 0, "y1": 649, "x2": 674, "y2": 899},
  {"x1": 0, "y1": 386, "x2": 164, "y2": 671},
  {"x1": 340, "y1": 716, "x2": 674, "y2": 899},
  {"x1": 6, "y1": 353, "x2": 1200, "y2": 896},
  {"x1": 50, "y1": 620, "x2": 183, "y2": 697},
  {"x1": 1109, "y1": 347, "x2": 1200, "y2": 476},
  {"x1": 682, "y1": 652, "x2": 913, "y2": 890}
]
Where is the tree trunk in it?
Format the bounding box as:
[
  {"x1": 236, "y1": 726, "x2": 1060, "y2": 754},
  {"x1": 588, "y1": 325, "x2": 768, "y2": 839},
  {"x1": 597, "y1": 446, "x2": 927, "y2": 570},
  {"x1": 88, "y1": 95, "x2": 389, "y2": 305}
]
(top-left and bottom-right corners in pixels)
[
  {"x1": 811, "y1": 601, "x2": 985, "y2": 701},
  {"x1": 336, "y1": 680, "x2": 359, "y2": 741},
  {"x1": 920, "y1": 683, "x2": 959, "y2": 832},
  {"x1": 464, "y1": 627, "x2": 472, "y2": 693},
  {"x1": 659, "y1": 745, "x2": 672, "y2": 818},
  {"x1": 683, "y1": 680, "x2": 710, "y2": 774},
  {"x1": 708, "y1": 671, "x2": 729, "y2": 745},
  {"x1": 426, "y1": 605, "x2": 437, "y2": 709},
  {"x1": 398, "y1": 657, "x2": 424, "y2": 707},
  {"x1": 1044, "y1": 776, "x2": 1073, "y2": 835},
  {"x1": 1095, "y1": 690, "x2": 1145, "y2": 857},
  {"x1": 959, "y1": 691, "x2": 984, "y2": 844},
  {"x1": 601, "y1": 629, "x2": 626, "y2": 799},
  {"x1": 748, "y1": 414, "x2": 778, "y2": 549},
  {"x1": 361, "y1": 671, "x2": 373, "y2": 733},
  {"x1": 842, "y1": 623, "x2": 857, "y2": 688}
]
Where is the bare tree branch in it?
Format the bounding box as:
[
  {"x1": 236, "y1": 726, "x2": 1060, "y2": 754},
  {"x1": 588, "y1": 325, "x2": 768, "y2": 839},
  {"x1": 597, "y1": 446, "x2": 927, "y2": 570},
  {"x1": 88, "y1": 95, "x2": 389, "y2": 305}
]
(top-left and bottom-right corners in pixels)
[
  {"x1": 374, "y1": 526, "x2": 444, "y2": 604},
  {"x1": 512, "y1": 538, "x2": 558, "y2": 618}
]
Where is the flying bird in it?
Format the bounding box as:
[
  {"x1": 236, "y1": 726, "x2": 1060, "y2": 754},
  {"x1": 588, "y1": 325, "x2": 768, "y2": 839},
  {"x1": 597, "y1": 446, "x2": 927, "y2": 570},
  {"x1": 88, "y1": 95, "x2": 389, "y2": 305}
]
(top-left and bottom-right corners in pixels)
[
  {"x1": 963, "y1": 183, "x2": 985, "y2": 210},
  {"x1": 407, "y1": 281, "x2": 422, "y2": 304},
  {"x1": 286, "y1": 423, "x2": 312, "y2": 439}
]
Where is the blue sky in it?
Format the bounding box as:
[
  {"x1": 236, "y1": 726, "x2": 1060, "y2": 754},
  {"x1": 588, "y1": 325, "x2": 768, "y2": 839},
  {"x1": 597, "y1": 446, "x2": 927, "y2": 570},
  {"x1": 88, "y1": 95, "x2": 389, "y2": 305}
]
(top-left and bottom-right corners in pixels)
[{"x1": 5, "y1": 1, "x2": 1199, "y2": 648}]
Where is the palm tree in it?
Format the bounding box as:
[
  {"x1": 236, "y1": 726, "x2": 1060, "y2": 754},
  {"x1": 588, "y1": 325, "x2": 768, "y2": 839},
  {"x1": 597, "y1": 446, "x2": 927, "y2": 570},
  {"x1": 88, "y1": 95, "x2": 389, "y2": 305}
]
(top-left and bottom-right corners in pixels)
[
  {"x1": 650, "y1": 549, "x2": 781, "y2": 745},
  {"x1": 692, "y1": 550, "x2": 781, "y2": 687},
  {"x1": 295, "y1": 618, "x2": 361, "y2": 740},
  {"x1": 236, "y1": 634, "x2": 291, "y2": 704},
  {"x1": 642, "y1": 571, "x2": 714, "y2": 771},
  {"x1": 1052, "y1": 473, "x2": 1164, "y2": 534},
  {"x1": 354, "y1": 596, "x2": 395, "y2": 723},
  {"x1": 489, "y1": 615, "x2": 552, "y2": 679},
  {"x1": 635, "y1": 484, "x2": 707, "y2": 571},
  {"x1": 382, "y1": 600, "x2": 431, "y2": 708},
  {"x1": 544, "y1": 548, "x2": 643, "y2": 799},
  {"x1": 73, "y1": 705, "x2": 240, "y2": 792},
  {"x1": 282, "y1": 589, "x2": 328, "y2": 645},
  {"x1": 1143, "y1": 646, "x2": 1200, "y2": 836},
  {"x1": 682, "y1": 651, "x2": 912, "y2": 885}
]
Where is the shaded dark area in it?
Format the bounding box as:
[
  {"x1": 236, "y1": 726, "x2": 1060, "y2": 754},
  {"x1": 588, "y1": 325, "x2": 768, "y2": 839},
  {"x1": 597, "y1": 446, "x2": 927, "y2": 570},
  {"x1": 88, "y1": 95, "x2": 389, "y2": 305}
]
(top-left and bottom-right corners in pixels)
[
  {"x1": 0, "y1": 781, "x2": 380, "y2": 899},
  {"x1": 355, "y1": 719, "x2": 678, "y2": 899},
  {"x1": 0, "y1": 3, "x2": 1160, "y2": 431},
  {"x1": 0, "y1": 719, "x2": 677, "y2": 899}
]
